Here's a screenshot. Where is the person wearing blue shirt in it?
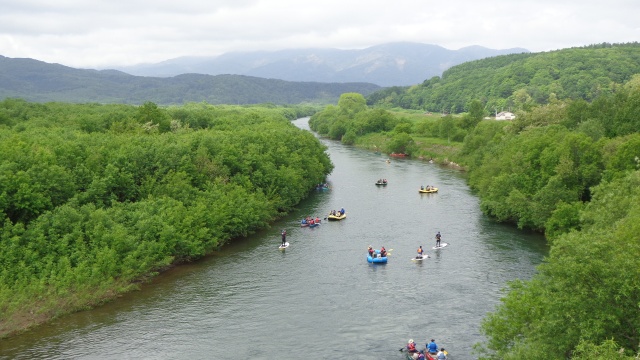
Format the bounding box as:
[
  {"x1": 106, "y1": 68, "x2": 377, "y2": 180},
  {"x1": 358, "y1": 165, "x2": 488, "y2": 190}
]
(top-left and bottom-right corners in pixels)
[{"x1": 427, "y1": 339, "x2": 438, "y2": 354}]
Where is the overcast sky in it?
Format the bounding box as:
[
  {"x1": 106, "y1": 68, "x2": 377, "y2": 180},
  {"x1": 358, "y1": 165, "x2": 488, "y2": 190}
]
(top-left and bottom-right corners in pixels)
[{"x1": 1, "y1": 0, "x2": 638, "y2": 69}]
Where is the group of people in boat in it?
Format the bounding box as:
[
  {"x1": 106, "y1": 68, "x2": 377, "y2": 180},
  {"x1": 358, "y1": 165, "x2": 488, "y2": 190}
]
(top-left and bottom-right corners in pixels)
[
  {"x1": 368, "y1": 246, "x2": 387, "y2": 258},
  {"x1": 376, "y1": 178, "x2": 388, "y2": 184},
  {"x1": 329, "y1": 208, "x2": 345, "y2": 216},
  {"x1": 406, "y1": 339, "x2": 447, "y2": 359},
  {"x1": 420, "y1": 185, "x2": 436, "y2": 191},
  {"x1": 301, "y1": 216, "x2": 321, "y2": 226}
]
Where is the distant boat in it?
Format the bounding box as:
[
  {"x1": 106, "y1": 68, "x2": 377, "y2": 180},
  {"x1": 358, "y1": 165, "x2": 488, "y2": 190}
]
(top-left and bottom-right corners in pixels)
[
  {"x1": 327, "y1": 212, "x2": 346, "y2": 221},
  {"x1": 419, "y1": 187, "x2": 438, "y2": 193}
]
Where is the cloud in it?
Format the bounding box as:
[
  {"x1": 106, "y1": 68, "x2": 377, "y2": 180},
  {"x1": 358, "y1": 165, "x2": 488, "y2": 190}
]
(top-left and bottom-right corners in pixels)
[{"x1": 0, "y1": 0, "x2": 638, "y2": 68}]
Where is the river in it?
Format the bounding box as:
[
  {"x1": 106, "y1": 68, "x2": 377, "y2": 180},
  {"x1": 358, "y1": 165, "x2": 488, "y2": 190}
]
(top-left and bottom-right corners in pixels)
[{"x1": 0, "y1": 118, "x2": 547, "y2": 359}]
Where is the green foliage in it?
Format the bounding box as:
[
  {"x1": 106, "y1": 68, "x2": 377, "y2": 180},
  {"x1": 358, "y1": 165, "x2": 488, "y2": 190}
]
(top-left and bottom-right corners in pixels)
[
  {"x1": 478, "y1": 170, "x2": 640, "y2": 359},
  {"x1": 468, "y1": 126, "x2": 603, "y2": 230},
  {"x1": 0, "y1": 100, "x2": 333, "y2": 336},
  {"x1": 367, "y1": 43, "x2": 640, "y2": 113},
  {"x1": 337, "y1": 93, "x2": 367, "y2": 117},
  {"x1": 385, "y1": 133, "x2": 416, "y2": 155}
]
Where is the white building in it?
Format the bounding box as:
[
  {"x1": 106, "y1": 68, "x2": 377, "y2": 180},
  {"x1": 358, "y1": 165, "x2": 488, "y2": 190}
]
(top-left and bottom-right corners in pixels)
[{"x1": 496, "y1": 111, "x2": 516, "y2": 120}]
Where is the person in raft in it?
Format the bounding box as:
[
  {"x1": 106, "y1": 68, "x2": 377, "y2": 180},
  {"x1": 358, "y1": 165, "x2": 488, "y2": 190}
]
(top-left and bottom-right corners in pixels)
[
  {"x1": 427, "y1": 339, "x2": 438, "y2": 354},
  {"x1": 380, "y1": 247, "x2": 387, "y2": 257},
  {"x1": 406, "y1": 339, "x2": 418, "y2": 353},
  {"x1": 368, "y1": 246, "x2": 375, "y2": 257},
  {"x1": 281, "y1": 229, "x2": 287, "y2": 246}
]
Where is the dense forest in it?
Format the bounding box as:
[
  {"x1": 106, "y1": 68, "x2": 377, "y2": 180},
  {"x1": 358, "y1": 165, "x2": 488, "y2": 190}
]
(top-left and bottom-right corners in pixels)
[
  {"x1": 0, "y1": 99, "x2": 333, "y2": 337},
  {"x1": 366, "y1": 42, "x2": 640, "y2": 114},
  {"x1": 310, "y1": 76, "x2": 640, "y2": 357},
  {"x1": 0, "y1": 56, "x2": 380, "y2": 105}
]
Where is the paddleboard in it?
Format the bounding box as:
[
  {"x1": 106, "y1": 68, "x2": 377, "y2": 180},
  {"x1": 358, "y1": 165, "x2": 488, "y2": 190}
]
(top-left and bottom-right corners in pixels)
[
  {"x1": 279, "y1": 242, "x2": 289, "y2": 250},
  {"x1": 432, "y1": 242, "x2": 448, "y2": 250},
  {"x1": 411, "y1": 254, "x2": 429, "y2": 261}
]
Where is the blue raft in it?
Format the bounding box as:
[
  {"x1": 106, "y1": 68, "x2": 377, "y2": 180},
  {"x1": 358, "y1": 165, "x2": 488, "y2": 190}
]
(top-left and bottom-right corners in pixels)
[{"x1": 367, "y1": 249, "x2": 388, "y2": 264}]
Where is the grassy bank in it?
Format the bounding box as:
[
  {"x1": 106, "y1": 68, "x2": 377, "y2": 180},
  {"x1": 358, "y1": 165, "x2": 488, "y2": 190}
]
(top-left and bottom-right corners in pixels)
[{"x1": 354, "y1": 132, "x2": 465, "y2": 169}]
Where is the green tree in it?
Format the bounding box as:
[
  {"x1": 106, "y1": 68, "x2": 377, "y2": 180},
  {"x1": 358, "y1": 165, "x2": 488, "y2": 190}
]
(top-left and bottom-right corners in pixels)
[{"x1": 337, "y1": 93, "x2": 367, "y2": 118}]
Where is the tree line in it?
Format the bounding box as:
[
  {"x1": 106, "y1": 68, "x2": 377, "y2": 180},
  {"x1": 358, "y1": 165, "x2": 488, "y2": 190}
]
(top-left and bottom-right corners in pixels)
[
  {"x1": 0, "y1": 99, "x2": 333, "y2": 337},
  {"x1": 366, "y1": 42, "x2": 640, "y2": 115}
]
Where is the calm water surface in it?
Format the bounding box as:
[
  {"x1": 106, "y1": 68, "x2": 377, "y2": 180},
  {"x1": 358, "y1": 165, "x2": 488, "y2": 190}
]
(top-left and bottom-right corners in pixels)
[{"x1": 0, "y1": 118, "x2": 548, "y2": 359}]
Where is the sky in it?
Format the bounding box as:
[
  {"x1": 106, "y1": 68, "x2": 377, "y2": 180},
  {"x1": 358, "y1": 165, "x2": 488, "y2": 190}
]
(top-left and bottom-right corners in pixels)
[{"x1": 1, "y1": 0, "x2": 638, "y2": 69}]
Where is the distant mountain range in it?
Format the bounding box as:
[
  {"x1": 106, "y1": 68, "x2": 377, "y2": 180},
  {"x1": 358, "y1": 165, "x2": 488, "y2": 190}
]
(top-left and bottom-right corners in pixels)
[
  {"x1": 0, "y1": 55, "x2": 381, "y2": 105},
  {"x1": 109, "y1": 42, "x2": 529, "y2": 86}
]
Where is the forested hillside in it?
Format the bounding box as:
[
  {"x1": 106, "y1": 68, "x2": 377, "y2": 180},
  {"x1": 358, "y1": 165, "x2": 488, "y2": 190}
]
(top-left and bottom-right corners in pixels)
[
  {"x1": 0, "y1": 55, "x2": 380, "y2": 105},
  {"x1": 310, "y1": 76, "x2": 640, "y2": 358},
  {"x1": 0, "y1": 100, "x2": 333, "y2": 337},
  {"x1": 367, "y1": 42, "x2": 640, "y2": 114}
]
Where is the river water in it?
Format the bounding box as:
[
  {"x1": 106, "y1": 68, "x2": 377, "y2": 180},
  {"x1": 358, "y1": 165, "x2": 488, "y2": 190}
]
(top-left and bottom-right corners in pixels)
[{"x1": 0, "y1": 118, "x2": 547, "y2": 359}]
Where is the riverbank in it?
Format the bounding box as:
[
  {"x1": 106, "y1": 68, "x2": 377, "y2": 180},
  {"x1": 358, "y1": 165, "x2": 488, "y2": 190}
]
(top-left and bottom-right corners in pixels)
[
  {"x1": 354, "y1": 132, "x2": 466, "y2": 170},
  {"x1": 0, "y1": 105, "x2": 333, "y2": 340}
]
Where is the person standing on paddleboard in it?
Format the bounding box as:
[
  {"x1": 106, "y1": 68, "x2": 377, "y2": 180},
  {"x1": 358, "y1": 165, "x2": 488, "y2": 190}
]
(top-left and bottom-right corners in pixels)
[
  {"x1": 435, "y1": 232, "x2": 442, "y2": 247},
  {"x1": 281, "y1": 229, "x2": 287, "y2": 246},
  {"x1": 417, "y1": 245, "x2": 424, "y2": 258}
]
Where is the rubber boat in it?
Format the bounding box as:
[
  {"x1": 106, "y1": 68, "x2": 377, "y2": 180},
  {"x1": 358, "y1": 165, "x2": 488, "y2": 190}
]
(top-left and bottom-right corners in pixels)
[
  {"x1": 419, "y1": 187, "x2": 438, "y2": 193},
  {"x1": 367, "y1": 249, "x2": 387, "y2": 264},
  {"x1": 327, "y1": 212, "x2": 346, "y2": 221},
  {"x1": 404, "y1": 349, "x2": 449, "y2": 360},
  {"x1": 301, "y1": 218, "x2": 321, "y2": 227}
]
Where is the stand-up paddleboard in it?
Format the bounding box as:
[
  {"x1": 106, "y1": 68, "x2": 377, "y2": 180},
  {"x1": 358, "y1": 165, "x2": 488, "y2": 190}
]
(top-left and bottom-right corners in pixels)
[
  {"x1": 432, "y1": 242, "x2": 448, "y2": 250},
  {"x1": 412, "y1": 254, "x2": 429, "y2": 261},
  {"x1": 279, "y1": 242, "x2": 289, "y2": 250}
]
